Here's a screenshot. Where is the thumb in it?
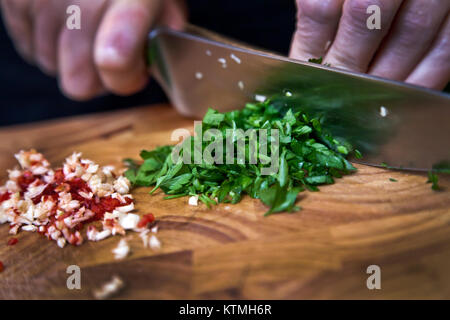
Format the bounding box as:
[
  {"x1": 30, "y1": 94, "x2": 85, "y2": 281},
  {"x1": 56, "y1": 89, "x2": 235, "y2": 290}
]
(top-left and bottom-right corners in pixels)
[{"x1": 94, "y1": 0, "x2": 167, "y2": 95}]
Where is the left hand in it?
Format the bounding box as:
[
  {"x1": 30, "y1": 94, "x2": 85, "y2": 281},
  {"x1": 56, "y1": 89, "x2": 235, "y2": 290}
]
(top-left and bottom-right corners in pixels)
[{"x1": 289, "y1": 0, "x2": 450, "y2": 90}]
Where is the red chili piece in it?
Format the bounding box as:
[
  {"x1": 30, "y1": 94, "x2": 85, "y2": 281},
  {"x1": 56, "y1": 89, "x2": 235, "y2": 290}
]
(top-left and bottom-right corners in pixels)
[
  {"x1": 0, "y1": 261, "x2": 4, "y2": 272},
  {"x1": 17, "y1": 170, "x2": 35, "y2": 192},
  {"x1": 137, "y1": 213, "x2": 155, "y2": 229},
  {"x1": 0, "y1": 192, "x2": 11, "y2": 203},
  {"x1": 7, "y1": 238, "x2": 18, "y2": 246}
]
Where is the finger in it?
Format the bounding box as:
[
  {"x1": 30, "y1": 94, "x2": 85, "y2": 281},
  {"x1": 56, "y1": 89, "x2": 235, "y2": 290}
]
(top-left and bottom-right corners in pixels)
[
  {"x1": 370, "y1": 0, "x2": 450, "y2": 81},
  {"x1": 157, "y1": 0, "x2": 187, "y2": 30},
  {"x1": 31, "y1": 0, "x2": 64, "y2": 75},
  {"x1": 324, "y1": 0, "x2": 403, "y2": 72},
  {"x1": 94, "y1": 0, "x2": 164, "y2": 96},
  {"x1": 406, "y1": 16, "x2": 450, "y2": 90},
  {"x1": 0, "y1": 0, "x2": 34, "y2": 62},
  {"x1": 58, "y1": 1, "x2": 107, "y2": 101},
  {"x1": 289, "y1": 0, "x2": 344, "y2": 61}
]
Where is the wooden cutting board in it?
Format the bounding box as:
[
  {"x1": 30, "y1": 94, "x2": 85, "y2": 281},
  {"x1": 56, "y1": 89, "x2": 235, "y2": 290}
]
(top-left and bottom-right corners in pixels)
[{"x1": 0, "y1": 104, "x2": 449, "y2": 299}]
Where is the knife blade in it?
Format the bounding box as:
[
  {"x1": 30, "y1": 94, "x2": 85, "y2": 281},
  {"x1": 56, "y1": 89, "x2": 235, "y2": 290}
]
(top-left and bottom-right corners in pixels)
[{"x1": 148, "y1": 25, "x2": 450, "y2": 172}]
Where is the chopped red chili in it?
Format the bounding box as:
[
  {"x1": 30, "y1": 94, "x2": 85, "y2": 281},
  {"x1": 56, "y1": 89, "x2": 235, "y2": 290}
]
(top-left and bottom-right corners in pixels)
[
  {"x1": 7, "y1": 238, "x2": 18, "y2": 246},
  {"x1": 0, "y1": 261, "x2": 4, "y2": 272},
  {"x1": 0, "y1": 150, "x2": 136, "y2": 248},
  {"x1": 101, "y1": 197, "x2": 122, "y2": 212},
  {"x1": 17, "y1": 170, "x2": 35, "y2": 192},
  {"x1": 137, "y1": 213, "x2": 155, "y2": 229},
  {"x1": 0, "y1": 192, "x2": 11, "y2": 203}
]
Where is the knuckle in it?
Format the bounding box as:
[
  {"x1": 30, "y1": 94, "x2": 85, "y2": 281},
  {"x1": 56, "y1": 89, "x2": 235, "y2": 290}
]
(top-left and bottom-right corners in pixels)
[
  {"x1": 298, "y1": 0, "x2": 342, "y2": 23},
  {"x1": 393, "y1": 12, "x2": 437, "y2": 48},
  {"x1": 346, "y1": 0, "x2": 397, "y2": 23},
  {"x1": 346, "y1": 0, "x2": 377, "y2": 22},
  {"x1": 60, "y1": 69, "x2": 100, "y2": 101},
  {"x1": 401, "y1": 10, "x2": 434, "y2": 33},
  {"x1": 343, "y1": 0, "x2": 397, "y2": 34},
  {"x1": 345, "y1": 0, "x2": 381, "y2": 24}
]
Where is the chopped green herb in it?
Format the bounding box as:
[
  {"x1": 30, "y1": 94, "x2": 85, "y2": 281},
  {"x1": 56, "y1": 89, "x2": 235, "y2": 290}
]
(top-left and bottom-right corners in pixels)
[
  {"x1": 308, "y1": 57, "x2": 323, "y2": 64},
  {"x1": 432, "y1": 161, "x2": 450, "y2": 174},
  {"x1": 308, "y1": 57, "x2": 331, "y2": 67},
  {"x1": 380, "y1": 162, "x2": 395, "y2": 169},
  {"x1": 389, "y1": 178, "x2": 398, "y2": 182},
  {"x1": 125, "y1": 98, "x2": 357, "y2": 215},
  {"x1": 354, "y1": 149, "x2": 363, "y2": 159},
  {"x1": 337, "y1": 145, "x2": 348, "y2": 155},
  {"x1": 427, "y1": 171, "x2": 440, "y2": 191}
]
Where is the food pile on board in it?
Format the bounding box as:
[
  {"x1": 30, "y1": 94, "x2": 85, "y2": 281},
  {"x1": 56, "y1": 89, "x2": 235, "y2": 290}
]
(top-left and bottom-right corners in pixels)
[
  {"x1": 125, "y1": 99, "x2": 360, "y2": 215},
  {"x1": 0, "y1": 150, "x2": 142, "y2": 248}
]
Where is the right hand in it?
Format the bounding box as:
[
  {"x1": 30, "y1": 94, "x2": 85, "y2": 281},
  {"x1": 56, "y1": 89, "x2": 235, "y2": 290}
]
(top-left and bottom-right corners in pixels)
[{"x1": 1, "y1": 0, "x2": 186, "y2": 100}]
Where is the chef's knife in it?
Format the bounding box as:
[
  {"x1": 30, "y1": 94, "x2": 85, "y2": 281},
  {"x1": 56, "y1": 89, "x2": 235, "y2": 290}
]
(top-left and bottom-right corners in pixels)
[{"x1": 148, "y1": 25, "x2": 450, "y2": 172}]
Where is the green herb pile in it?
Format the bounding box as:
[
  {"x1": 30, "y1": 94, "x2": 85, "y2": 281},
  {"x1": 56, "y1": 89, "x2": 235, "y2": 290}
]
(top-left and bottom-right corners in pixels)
[{"x1": 125, "y1": 99, "x2": 359, "y2": 215}]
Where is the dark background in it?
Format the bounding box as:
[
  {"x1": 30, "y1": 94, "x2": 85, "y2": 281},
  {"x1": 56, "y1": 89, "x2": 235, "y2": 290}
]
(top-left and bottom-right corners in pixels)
[{"x1": 0, "y1": 0, "x2": 296, "y2": 127}]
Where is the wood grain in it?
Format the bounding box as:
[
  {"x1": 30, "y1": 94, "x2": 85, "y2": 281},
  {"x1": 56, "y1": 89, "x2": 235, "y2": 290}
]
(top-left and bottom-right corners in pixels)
[{"x1": 0, "y1": 104, "x2": 449, "y2": 299}]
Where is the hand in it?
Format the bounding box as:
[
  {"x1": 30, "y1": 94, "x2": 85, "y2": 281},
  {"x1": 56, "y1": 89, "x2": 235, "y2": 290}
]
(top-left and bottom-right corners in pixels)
[
  {"x1": 290, "y1": 0, "x2": 450, "y2": 90},
  {"x1": 0, "y1": 0, "x2": 186, "y2": 100}
]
